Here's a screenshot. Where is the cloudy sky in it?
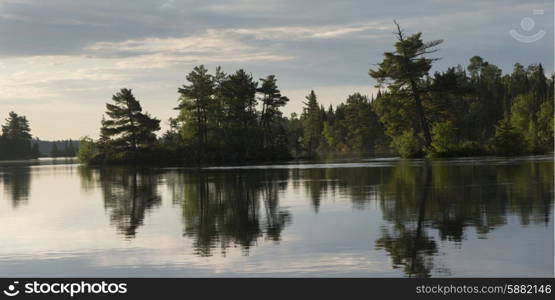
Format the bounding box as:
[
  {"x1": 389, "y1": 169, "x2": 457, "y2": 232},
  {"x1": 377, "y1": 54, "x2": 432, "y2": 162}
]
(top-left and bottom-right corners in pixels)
[{"x1": 0, "y1": 0, "x2": 553, "y2": 140}]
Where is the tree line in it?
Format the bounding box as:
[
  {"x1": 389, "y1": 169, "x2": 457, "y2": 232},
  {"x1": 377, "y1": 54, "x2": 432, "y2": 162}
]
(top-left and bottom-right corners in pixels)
[
  {"x1": 49, "y1": 140, "x2": 79, "y2": 157},
  {"x1": 0, "y1": 111, "x2": 81, "y2": 160},
  {"x1": 75, "y1": 24, "x2": 553, "y2": 164}
]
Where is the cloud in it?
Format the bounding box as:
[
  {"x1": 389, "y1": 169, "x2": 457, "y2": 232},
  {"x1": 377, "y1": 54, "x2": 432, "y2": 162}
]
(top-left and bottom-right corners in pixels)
[
  {"x1": 159, "y1": 0, "x2": 175, "y2": 10},
  {"x1": 81, "y1": 21, "x2": 392, "y2": 67},
  {"x1": 226, "y1": 23, "x2": 389, "y2": 41},
  {"x1": 84, "y1": 29, "x2": 294, "y2": 69}
]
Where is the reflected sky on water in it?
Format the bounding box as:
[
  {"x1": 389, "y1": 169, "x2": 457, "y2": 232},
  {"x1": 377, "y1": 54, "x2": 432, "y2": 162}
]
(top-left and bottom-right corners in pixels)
[{"x1": 0, "y1": 156, "x2": 553, "y2": 277}]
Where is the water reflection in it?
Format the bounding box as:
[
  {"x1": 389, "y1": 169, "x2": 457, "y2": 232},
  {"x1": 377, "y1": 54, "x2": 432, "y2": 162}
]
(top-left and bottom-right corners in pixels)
[
  {"x1": 297, "y1": 159, "x2": 553, "y2": 277},
  {"x1": 375, "y1": 164, "x2": 439, "y2": 277},
  {"x1": 1, "y1": 156, "x2": 552, "y2": 276},
  {"x1": 80, "y1": 167, "x2": 162, "y2": 239},
  {"x1": 1, "y1": 166, "x2": 31, "y2": 207},
  {"x1": 167, "y1": 170, "x2": 291, "y2": 256}
]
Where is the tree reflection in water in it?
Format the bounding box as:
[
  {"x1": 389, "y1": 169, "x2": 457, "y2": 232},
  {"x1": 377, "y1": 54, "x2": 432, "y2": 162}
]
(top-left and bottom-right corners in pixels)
[
  {"x1": 1, "y1": 166, "x2": 31, "y2": 208},
  {"x1": 167, "y1": 169, "x2": 291, "y2": 257},
  {"x1": 80, "y1": 166, "x2": 162, "y2": 239},
  {"x1": 299, "y1": 158, "x2": 553, "y2": 277},
  {"x1": 76, "y1": 157, "x2": 552, "y2": 276},
  {"x1": 375, "y1": 164, "x2": 438, "y2": 277}
]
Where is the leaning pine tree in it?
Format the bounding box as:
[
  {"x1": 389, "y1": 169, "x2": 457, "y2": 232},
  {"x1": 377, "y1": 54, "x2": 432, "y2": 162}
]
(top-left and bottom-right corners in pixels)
[
  {"x1": 100, "y1": 88, "x2": 160, "y2": 154},
  {"x1": 369, "y1": 21, "x2": 442, "y2": 154}
]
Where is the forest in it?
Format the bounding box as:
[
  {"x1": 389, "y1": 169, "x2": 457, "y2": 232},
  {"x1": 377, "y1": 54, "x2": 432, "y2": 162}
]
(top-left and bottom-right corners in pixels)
[
  {"x1": 77, "y1": 26, "x2": 553, "y2": 164},
  {"x1": 2, "y1": 26, "x2": 553, "y2": 164}
]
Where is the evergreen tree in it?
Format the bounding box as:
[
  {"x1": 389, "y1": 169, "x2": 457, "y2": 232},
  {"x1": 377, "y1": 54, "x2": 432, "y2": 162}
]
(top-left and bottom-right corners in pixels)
[
  {"x1": 77, "y1": 137, "x2": 95, "y2": 162},
  {"x1": 284, "y1": 113, "x2": 304, "y2": 157},
  {"x1": 0, "y1": 111, "x2": 36, "y2": 160},
  {"x1": 301, "y1": 90, "x2": 322, "y2": 156},
  {"x1": 221, "y1": 69, "x2": 259, "y2": 155},
  {"x1": 369, "y1": 21, "x2": 442, "y2": 148},
  {"x1": 537, "y1": 100, "x2": 554, "y2": 150},
  {"x1": 342, "y1": 93, "x2": 385, "y2": 153},
  {"x1": 489, "y1": 118, "x2": 527, "y2": 156},
  {"x1": 257, "y1": 75, "x2": 289, "y2": 148},
  {"x1": 100, "y1": 88, "x2": 160, "y2": 151},
  {"x1": 211, "y1": 66, "x2": 228, "y2": 152},
  {"x1": 177, "y1": 65, "x2": 215, "y2": 156},
  {"x1": 2, "y1": 111, "x2": 32, "y2": 140},
  {"x1": 73, "y1": 55, "x2": 553, "y2": 164},
  {"x1": 468, "y1": 57, "x2": 505, "y2": 140}
]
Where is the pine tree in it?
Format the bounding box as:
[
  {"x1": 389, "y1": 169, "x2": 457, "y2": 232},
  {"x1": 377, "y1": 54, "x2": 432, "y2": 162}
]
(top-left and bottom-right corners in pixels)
[
  {"x1": 100, "y1": 88, "x2": 160, "y2": 151},
  {"x1": 489, "y1": 118, "x2": 527, "y2": 156},
  {"x1": 302, "y1": 90, "x2": 323, "y2": 156},
  {"x1": 177, "y1": 65, "x2": 215, "y2": 155},
  {"x1": 369, "y1": 21, "x2": 442, "y2": 148},
  {"x1": 2, "y1": 111, "x2": 32, "y2": 140},
  {"x1": 257, "y1": 75, "x2": 289, "y2": 148},
  {"x1": 0, "y1": 111, "x2": 35, "y2": 159},
  {"x1": 221, "y1": 69, "x2": 259, "y2": 155}
]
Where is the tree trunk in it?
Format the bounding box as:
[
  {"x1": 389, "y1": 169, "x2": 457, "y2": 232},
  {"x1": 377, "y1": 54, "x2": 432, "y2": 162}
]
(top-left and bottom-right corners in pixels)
[{"x1": 410, "y1": 79, "x2": 432, "y2": 147}]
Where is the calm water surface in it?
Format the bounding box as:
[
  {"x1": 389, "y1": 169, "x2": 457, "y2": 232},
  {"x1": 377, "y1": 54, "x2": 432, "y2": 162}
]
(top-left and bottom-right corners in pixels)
[{"x1": 0, "y1": 156, "x2": 553, "y2": 277}]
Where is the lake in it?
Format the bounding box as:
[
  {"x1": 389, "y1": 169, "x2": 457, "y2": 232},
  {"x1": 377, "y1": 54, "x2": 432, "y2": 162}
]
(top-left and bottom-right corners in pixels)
[{"x1": 0, "y1": 156, "x2": 553, "y2": 277}]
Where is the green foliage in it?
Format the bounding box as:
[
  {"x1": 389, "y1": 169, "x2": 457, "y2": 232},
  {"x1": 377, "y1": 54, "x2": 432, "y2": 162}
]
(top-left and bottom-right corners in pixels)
[
  {"x1": 172, "y1": 66, "x2": 291, "y2": 162},
  {"x1": 301, "y1": 90, "x2": 322, "y2": 156},
  {"x1": 537, "y1": 101, "x2": 554, "y2": 150},
  {"x1": 488, "y1": 118, "x2": 527, "y2": 156},
  {"x1": 284, "y1": 113, "x2": 304, "y2": 156},
  {"x1": 77, "y1": 88, "x2": 161, "y2": 164},
  {"x1": 71, "y1": 33, "x2": 552, "y2": 165},
  {"x1": 177, "y1": 65, "x2": 215, "y2": 154},
  {"x1": 372, "y1": 43, "x2": 552, "y2": 158},
  {"x1": 258, "y1": 75, "x2": 289, "y2": 150},
  {"x1": 369, "y1": 22, "x2": 442, "y2": 147},
  {"x1": 510, "y1": 94, "x2": 534, "y2": 134},
  {"x1": 428, "y1": 121, "x2": 458, "y2": 157},
  {"x1": 220, "y1": 69, "x2": 258, "y2": 154},
  {"x1": 392, "y1": 129, "x2": 423, "y2": 158},
  {"x1": 509, "y1": 85, "x2": 552, "y2": 153},
  {"x1": 301, "y1": 92, "x2": 390, "y2": 157},
  {"x1": 77, "y1": 137, "x2": 96, "y2": 163}
]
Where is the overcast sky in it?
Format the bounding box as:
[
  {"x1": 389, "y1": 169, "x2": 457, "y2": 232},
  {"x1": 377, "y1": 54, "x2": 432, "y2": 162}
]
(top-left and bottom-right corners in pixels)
[{"x1": 0, "y1": 0, "x2": 553, "y2": 140}]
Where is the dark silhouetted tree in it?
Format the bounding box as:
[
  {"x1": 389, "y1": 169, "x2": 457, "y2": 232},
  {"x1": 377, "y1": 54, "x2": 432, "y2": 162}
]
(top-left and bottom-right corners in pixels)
[{"x1": 100, "y1": 88, "x2": 160, "y2": 151}]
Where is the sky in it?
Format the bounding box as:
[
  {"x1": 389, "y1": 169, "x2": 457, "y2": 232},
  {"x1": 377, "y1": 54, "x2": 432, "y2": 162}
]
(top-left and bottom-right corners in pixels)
[{"x1": 0, "y1": 0, "x2": 553, "y2": 140}]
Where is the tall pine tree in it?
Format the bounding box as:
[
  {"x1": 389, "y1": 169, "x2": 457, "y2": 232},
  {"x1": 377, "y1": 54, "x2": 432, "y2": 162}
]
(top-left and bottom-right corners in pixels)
[
  {"x1": 369, "y1": 21, "x2": 442, "y2": 148},
  {"x1": 258, "y1": 75, "x2": 289, "y2": 148},
  {"x1": 302, "y1": 90, "x2": 322, "y2": 156}
]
